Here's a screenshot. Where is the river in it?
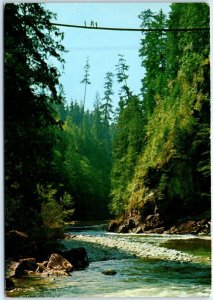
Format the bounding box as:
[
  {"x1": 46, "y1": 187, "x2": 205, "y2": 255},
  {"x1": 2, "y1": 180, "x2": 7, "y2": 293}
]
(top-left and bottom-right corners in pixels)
[{"x1": 7, "y1": 221, "x2": 211, "y2": 297}]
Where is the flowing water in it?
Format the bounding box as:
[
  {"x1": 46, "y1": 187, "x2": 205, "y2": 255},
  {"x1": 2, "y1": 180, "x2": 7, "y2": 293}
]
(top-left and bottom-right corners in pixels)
[{"x1": 7, "y1": 222, "x2": 212, "y2": 297}]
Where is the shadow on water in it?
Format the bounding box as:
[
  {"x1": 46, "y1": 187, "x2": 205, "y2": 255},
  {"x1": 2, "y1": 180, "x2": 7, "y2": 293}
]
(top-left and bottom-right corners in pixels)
[{"x1": 160, "y1": 238, "x2": 211, "y2": 258}]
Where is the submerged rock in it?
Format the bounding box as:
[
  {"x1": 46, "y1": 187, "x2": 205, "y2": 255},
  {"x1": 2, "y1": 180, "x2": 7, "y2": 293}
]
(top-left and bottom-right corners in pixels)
[{"x1": 102, "y1": 269, "x2": 117, "y2": 275}]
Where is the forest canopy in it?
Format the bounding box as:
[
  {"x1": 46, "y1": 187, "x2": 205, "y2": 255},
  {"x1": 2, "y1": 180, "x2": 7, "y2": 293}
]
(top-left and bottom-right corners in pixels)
[{"x1": 4, "y1": 2, "x2": 210, "y2": 249}]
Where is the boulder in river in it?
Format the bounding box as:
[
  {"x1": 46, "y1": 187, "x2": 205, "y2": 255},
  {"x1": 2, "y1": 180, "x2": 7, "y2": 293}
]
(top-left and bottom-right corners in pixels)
[
  {"x1": 62, "y1": 247, "x2": 89, "y2": 270},
  {"x1": 6, "y1": 254, "x2": 75, "y2": 279},
  {"x1": 47, "y1": 253, "x2": 73, "y2": 273},
  {"x1": 6, "y1": 258, "x2": 38, "y2": 277}
]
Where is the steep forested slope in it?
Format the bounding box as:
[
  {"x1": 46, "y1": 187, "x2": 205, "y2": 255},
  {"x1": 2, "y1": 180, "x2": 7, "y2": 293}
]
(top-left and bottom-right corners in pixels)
[{"x1": 109, "y1": 3, "x2": 210, "y2": 233}]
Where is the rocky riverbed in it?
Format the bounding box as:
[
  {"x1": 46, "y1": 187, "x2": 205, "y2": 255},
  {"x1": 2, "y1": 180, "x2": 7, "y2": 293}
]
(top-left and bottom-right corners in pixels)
[{"x1": 63, "y1": 234, "x2": 205, "y2": 263}]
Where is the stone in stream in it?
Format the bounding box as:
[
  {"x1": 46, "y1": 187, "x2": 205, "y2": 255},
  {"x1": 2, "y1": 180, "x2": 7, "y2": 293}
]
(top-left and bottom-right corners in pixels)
[
  {"x1": 47, "y1": 253, "x2": 73, "y2": 274},
  {"x1": 6, "y1": 258, "x2": 38, "y2": 277},
  {"x1": 6, "y1": 254, "x2": 75, "y2": 279},
  {"x1": 61, "y1": 247, "x2": 89, "y2": 270},
  {"x1": 102, "y1": 269, "x2": 117, "y2": 275}
]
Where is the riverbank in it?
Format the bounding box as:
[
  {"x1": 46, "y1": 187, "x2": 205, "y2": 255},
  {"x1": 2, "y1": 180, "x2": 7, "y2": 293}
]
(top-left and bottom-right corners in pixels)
[
  {"x1": 107, "y1": 214, "x2": 211, "y2": 235},
  {"x1": 62, "y1": 233, "x2": 210, "y2": 264},
  {"x1": 6, "y1": 226, "x2": 211, "y2": 297}
]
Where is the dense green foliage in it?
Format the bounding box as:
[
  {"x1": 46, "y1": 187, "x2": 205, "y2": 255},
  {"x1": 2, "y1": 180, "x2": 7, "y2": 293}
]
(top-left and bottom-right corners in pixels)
[
  {"x1": 5, "y1": 2, "x2": 210, "y2": 251},
  {"x1": 4, "y1": 3, "x2": 66, "y2": 232},
  {"x1": 53, "y1": 100, "x2": 112, "y2": 220},
  {"x1": 110, "y1": 3, "x2": 210, "y2": 224}
]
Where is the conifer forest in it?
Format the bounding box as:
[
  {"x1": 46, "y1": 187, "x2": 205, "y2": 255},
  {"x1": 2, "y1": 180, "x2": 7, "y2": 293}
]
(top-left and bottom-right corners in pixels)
[{"x1": 4, "y1": 2, "x2": 211, "y2": 297}]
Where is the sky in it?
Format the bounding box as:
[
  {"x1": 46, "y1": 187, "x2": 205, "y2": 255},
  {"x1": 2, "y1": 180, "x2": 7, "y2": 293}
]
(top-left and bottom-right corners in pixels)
[{"x1": 46, "y1": 2, "x2": 171, "y2": 111}]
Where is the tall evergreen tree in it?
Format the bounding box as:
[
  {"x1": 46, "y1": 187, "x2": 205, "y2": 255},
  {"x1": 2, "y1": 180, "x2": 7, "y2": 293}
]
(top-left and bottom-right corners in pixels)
[
  {"x1": 138, "y1": 9, "x2": 167, "y2": 118},
  {"x1": 100, "y1": 72, "x2": 114, "y2": 126},
  {"x1": 92, "y1": 92, "x2": 102, "y2": 139},
  {"x1": 4, "y1": 3, "x2": 66, "y2": 231},
  {"x1": 115, "y1": 54, "x2": 132, "y2": 102},
  {"x1": 80, "y1": 56, "x2": 91, "y2": 113}
]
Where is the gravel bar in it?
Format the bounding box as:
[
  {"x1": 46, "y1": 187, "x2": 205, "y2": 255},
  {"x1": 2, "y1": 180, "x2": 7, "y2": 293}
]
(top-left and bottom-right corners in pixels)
[{"x1": 68, "y1": 234, "x2": 196, "y2": 263}]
